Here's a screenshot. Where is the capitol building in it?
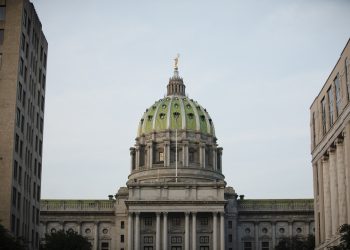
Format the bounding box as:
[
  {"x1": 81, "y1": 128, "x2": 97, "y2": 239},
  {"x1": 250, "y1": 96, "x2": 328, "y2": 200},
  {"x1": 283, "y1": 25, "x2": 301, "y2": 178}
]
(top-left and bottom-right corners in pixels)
[{"x1": 40, "y1": 62, "x2": 314, "y2": 250}]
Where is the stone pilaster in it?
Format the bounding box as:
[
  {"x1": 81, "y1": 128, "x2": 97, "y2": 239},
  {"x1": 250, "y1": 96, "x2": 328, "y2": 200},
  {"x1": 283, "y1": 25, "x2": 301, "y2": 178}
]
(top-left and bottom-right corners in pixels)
[
  {"x1": 200, "y1": 143, "x2": 206, "y2": 168},
  {"x1": 135, "y1": 146, "x2": 140, "y2": 170},
  {"x1": 272, "y1": 222, "x2": 276, "y2": 248},
  {"x1": 192, "y1": 212, "x2": 197, "y2": 250},
  {"x1": 182, "y1": 140, "x2": 188, "y2": 167},
  {"x1": 185, "y1": 212, "x2": 189, "y2": 250},
  {"x1": 336, "y1": 138, "x2": 347, "y2": 227},
  {"x1": 317, "y1": 158, "x2": 325, "y2": 243},
  {"x1": 343, "y1": 125, "x2": 350, "y2": 225},
  {"x1": 220, "y1": 212, "x2": 225, "y2": 250},
  {"x1": 322, "y1": 155, "x2": 332, "y2": 239},
  {"x1": 93, "y1": 222, "x2": 99, "y2": 250},
  {"x1": 135, "y1": 212, "x2": 140, "y2": 250},
  {"x1": 254, "y1": 222, "x2": 259, "y2": 250},
  {"x1": 163, "y1": 212, "x2": 168, "y2": 250},
  {"x1": 329, "y1": 147, "x2": 339, "y2": 235},
  {"x1": 156, "y1": 212, "x2": 160, "y2": 250},
  {"x1": 213, "y1": 212, "x2": 218, "y2": 250},
  {"x1": 128, "y1": 213, "x2": 133, "y2": 250}
]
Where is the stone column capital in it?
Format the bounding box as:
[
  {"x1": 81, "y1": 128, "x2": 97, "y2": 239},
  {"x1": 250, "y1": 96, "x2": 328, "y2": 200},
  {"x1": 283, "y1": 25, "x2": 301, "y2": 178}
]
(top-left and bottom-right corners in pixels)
[
  {"x1": 135, "y1": 212, "x2": 140, "y2": 216},
  {"x1": 335, "y1": 137, "x2": 344, "y2": 145},
  {"x1": 212, "y1": 211, "x2": 218, "y2": 216},
  {"x1": 191, "y1": 212, "x2": 197, "y2": 215},
  {"x1": 156, "y1": 212, "x2": 161, "y2": 216},
  {"x1": 163, "y1": 212, "x2": 168, "y2": 216},
  {"x1": 184, "y1": 212, "x2": 190, "y2": 216}
]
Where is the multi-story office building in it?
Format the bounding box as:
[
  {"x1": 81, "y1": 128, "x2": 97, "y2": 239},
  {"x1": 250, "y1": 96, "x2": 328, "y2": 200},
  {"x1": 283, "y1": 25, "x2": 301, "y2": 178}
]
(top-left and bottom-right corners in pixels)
[
  {"x1": 310, "y1": 39, "x2": 350, "y2": 249},
  {"x1": 40, "y1": 64, "x2": 314, "y2": 250},
  {"x1": 0, "y1": 1, "x2": 47, "y2": 249}
]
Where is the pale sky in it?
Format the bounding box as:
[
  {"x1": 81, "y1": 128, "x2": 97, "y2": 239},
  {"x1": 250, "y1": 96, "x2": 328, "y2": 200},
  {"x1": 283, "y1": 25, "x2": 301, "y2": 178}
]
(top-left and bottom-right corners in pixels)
[{"x1": 32, "y1": 0, "x2": 350, "y2": 199}]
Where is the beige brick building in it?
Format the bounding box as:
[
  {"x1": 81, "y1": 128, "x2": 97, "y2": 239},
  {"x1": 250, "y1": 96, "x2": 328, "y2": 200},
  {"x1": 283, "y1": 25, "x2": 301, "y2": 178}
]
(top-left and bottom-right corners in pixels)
[
  {"x1": 0, "y1": 1, "x2": 47, "y2": 249},
  {"x1": 310, "y1": 39, "x2": 350, "y2": 249}
]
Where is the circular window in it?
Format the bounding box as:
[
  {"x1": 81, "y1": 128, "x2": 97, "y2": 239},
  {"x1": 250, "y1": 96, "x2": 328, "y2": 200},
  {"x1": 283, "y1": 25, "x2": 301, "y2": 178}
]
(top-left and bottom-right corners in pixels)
[
  {"x1": 245, "y1": 228, "x2": 251, "y2": 234},
  {"x1": 186, "y1": 104, "x2": 191, "y2": 109},
  {"x1": 162, "y1": 104, "x2": 167, "y2": 109},
  {"x1": 296, "y1": 227, "x2": 302, "y2": 233},
  {"x1": 159, "y1": 113, "x2": 166, "y2": 119},
  {"x1": 187, "y1": 113, "x2": 194, "y2": 119},
  {"x1": 50, "y1": 228, "x2": 56, "y2": 233},
  {"x1": 279, "y1": 228, "x2": 285, "y2": 234},
  {"x1": 262, "y1": 228, "x2": 268, "y2": 234},
  {"x1": 152, "y1": 106, "x2": 157, "y2": 110},
  {"x1": 174, "y1": 103, "x2": 179, "y2": 108},
  {"x1": 85, "y1": 228, "x2": 91, "y2": 234},
  {"x1": 102, "y1": 228, "x2": 108, "y2": 234}
]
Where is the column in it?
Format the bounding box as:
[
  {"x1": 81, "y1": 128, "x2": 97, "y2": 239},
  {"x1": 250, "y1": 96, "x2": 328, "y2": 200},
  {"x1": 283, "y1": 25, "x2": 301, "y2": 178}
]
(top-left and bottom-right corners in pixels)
[
  {"x1": 323, "y1": 156, "x2": 332, "y2": 239},
  {"x1": 220, "y1": 212, "x2": 225, "y2": 250},
  {"x1": 156, "y1": 213, "x2": 161, "y2": 250},
  {"x1": 336, "y1": 138, "x2": 347, "y2": 226},
  {"x1": 148, "y1": 142, "x2": 153, "y2": 168},
  {"x1": 213, "y1": 212, "x2": 218, "y2": 250},
  {"x1": 163, "y1": 213, "x2": 168, "y2": 250},
  {"x1": 200, "y1": 144, "x2": 206, "y2": 168},
  {"x1": 164, "y1": 142, "x2": 169, "y2": 167},
  {"x1": 317, "y1": 159, "x2": 325, "y2": 243},
  {"x1": 192, "y1": 212, "x2": 197, "y2": 250},
  {"x1": 182, "y1": 141, "x2": 188, "y2": 167},
  {"x1": 128, "y1": 213, "x2": 133, "y2": 250},
  {"x1": 254, "y1": 222, "x2": 259, "y2": 250},
  {"x1": 329, "y1": 147, "x2": 339, "y2": 235},
  {"x1": 343, "y1": 125, "x2": 350, "y2": 225},
  {"x1": 213, "y1": 148, "x2": 217, "y2": 170},
  {"x1": 135, "y1": 146, "x2": 140, "y2": 170},
  {"x1": 135, "y1": 212, "x2": 140, "y2": 250},
  {"x1": 185, "y1": 212, "x2": 190, "y2": 250},
  {"x1": 272, "y1": 222, "x2": 276, "y2": 248},
  {"x1": 130, "y1": 148, "x2": 135, "y2": 172},
  {"x1": 313, "y1": 163, "x2": 320, "y2": 245},
  {"x1": 288, "y1": 221, "x2": 293, "y2": 237},
  {"x1": 93, "y1": 222, "x2": 99, "y2": 250}
]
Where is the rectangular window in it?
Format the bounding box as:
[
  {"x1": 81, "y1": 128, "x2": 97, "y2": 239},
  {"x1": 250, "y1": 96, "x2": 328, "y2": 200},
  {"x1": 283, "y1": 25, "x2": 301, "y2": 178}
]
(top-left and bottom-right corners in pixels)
[
  {"x1": 21, "y1": 33, "x2": 25, "y2": 51},
  {"x1": 16, "y1": 108, "x2": 21, "y2": 127},
  {"x1": 101, "y1": 242, "x2": 109, "y2": 250},
  {"x1": 17, "y1": 192, "x2": 21, "y2": 211},
  {"x1": 244, "y1": 242, "x2": 252, "y2": 250},
  {"x1": 159, "y1": 152, "x2": 164, "y2": 162},
  {"x1": 15, "y1": 134, "x2": 19, "y2": 152},
  {"x1": 11, "y1": 214, "x2": 15, "y2": 233},
  {"x1": 19, "y1": 166, "x2": 22, "y2": 185},
  {"x1": 228, "y1": 220, "x2": 232, "y2": 229},
  {"x1": 13, "y1": 160, "x2": 18, "y2": 181},
  {"x1": 200, "y1": 217, "x2": 208, "y2": 225},
  {"x1": 20, "y1": 57, "x2": 24, "y2": 75},
  {"x1": 199, "y1": 236, "x2": 209, "y2": 243},
  {"x1": 228, "y1": 234, "x2": 232, "y2": 242},
  {"x1": 171, "y1": 236, "x2": 182, "y2": 243},
  {"x1": 172, "y1": 217, "x2": 181, "y2": 226},
  {"x1": 328, "y1": 87, "x2": 334, "y2": 126},
  {"x1": 144, "y1": 217, "x2": 152, "y2": 226},
  {"x1": 334, "y1": 74, "x2": 341, "y2": 115},
  {"x1": 0, "y1": 6, "x2": 5, "y2": 21},
  {"x1": 121, "y1": 221, "x2": 125, "y2": 229},
  {"x1": 38, "y1": 163, "x2": 41, "y2": 179},
  {"x1": 262, "y1": 241, "x2": 269, "y2": 250},
  {"x1": 144, "y1": 236, "x2": 153, "y2": 243},
  {"x1": 12, "y1": 187, "x2": 17, "y2": 206},
  {"x1": 120, "y1": 234, "x2": 124, "y2": 243},
  {"x1": 321, "y1": 98, "x2": 326, "y2": 135},
  {"x1": 37, "y1": 185, "x2": 40, "y2": 202},
  {"x1": 0, "y1": 29, "x2": 4, "y2": 45}
]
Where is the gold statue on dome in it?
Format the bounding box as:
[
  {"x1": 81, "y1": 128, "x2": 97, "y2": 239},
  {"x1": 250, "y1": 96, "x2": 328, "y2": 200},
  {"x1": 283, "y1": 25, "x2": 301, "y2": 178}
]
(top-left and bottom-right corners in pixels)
[{"x1": 174, "y1": 53, "x2": 180, "y2": 69}]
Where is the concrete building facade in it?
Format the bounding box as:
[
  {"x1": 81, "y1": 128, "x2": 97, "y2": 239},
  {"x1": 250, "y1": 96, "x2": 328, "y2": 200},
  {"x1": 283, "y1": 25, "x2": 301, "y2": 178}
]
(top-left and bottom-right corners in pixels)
[
  {"x1": 310, "y1": 39, "x2": 350, "y2": 249},
  {"x1": 0, "y1": 1, "x2": 47, "y2": 249},
  {"x1": 40, "y1": 63, "x2": 314, "y2": 250}
]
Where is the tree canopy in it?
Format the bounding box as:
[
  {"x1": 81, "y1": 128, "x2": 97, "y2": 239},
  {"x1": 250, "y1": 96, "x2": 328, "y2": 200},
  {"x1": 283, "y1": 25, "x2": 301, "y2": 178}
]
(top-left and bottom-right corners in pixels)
[
  {"x1": 40, "y1": 229, "x2": 92, "y2": 250},
  {"x1": 328, "y1": 224, "x2": 350, "y2": 250},
  {"x1": 275, "y1": 234, "x2": 315, "y2": 250},
  {"x1": 0, "y1": 223, "x2": 25, "y2": 250}
]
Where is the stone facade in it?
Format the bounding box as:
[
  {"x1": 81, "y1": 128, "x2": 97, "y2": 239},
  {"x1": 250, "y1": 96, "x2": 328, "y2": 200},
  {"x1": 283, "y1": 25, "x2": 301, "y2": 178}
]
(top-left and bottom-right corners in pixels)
[
  {"x1": 310, "y1": 39, "x2": 350, "y2": 249},
  {"x1": 0, "y1": 1, "x2": 47, "y2": 250},
  {"x1": 40, "y1": 64, "x2": 314, "y2": 250}
]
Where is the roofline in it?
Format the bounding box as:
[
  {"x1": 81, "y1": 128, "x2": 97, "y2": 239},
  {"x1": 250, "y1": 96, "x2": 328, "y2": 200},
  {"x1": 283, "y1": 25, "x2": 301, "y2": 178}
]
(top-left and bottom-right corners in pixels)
[{"x1": 310, "y1": 38, "x2": 350, "y2": 109}]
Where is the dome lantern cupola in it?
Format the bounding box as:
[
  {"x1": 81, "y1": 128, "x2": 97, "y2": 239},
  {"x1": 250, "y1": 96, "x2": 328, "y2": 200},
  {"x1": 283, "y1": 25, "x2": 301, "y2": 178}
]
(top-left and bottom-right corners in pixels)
[{"x1": 167, "y1": 54, "x2": 186, "y2": 96}]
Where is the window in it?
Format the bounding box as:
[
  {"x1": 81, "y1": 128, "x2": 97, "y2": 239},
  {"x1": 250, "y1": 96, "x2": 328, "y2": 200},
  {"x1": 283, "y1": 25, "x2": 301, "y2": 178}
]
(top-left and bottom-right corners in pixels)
[
  {"x1": 321, "y1": 98, "x2": 326, "y2": 135},
  {"x1": 200, "y1": 217, "x2": 208, "y2": 225},
  {"x1": 20, "y1": 57, "x2": 24, "y2": 75},
  {"x1": 17, "y1": 192, "x2": 21, "y2": 211},
  {"x1": 159, "y1": 152, "x2": 164, "y2": 162},
  {"x1": 144, "y1": 217, "x2": 152, "y2": 226},
  {"x1": 334, "y1": 74, "x2": 341, "y2": 115},
  {"x1": 11, "y1": 214, "x2": 15, "y2": 233},
  {"x1": 18, "y1": 166, "x2": 22, "y2": 185},
  {"x1": 121, "y1": 221, "x2": 125, "y2": 229},
  {"x1": 199, "y1": 236, "x2": 209, "y2": 243},
  {"x1": 328, "y1": 87, "x2": 334, "y2": 126},
  {"x1": 172, "y1": 217, "x2": 181, "y2": 226},
  {"x1": 101, "y1": 242, "x2": 109, "y2": 250},
  {"x1": 228, "y1": 234, "x2": 232, "y2": 242},
  {"x1": 244, "y1": 242, "x2": 252, "y2": 250},
  {"x1": 228, "y1": 220, "x2": 232, "y2": 229},
  {"x1": 144, "y1": 247, "x2": 153, "y2": 250},
  {"x1": 15, "y1": 134, "x2": 19, "y2": 152},
  {"x1": 262, "y1": 241, "x2": 269, "y2": 250},
  {"x1": 21, "y1": 33, "x2": 25, "y2": 51},
  {"x1": 0, "y1": 29, "x2": 3, "y2": 45},
  {"x1": 144, "y1": 236, "x2": 153, "y2": 243},
  {"x1": 171, "y1": 236, "x2": 182, "y2": 243},
  {"x1": 0, "y1": 6, "x2": 5, "y2": 21},
  {"x1": 12, "y1": 187, "x2": 17, "y2": 206},
  {"x1": 13, "y1": 160, "x2": 18, "y2": 181},
  {"x1": 120, "y1": 234, "x2": 124, "y2": 243}
]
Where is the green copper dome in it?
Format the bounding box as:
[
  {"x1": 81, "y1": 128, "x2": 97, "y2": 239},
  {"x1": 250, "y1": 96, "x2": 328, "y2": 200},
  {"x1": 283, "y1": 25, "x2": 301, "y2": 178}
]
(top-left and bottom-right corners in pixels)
[{"x1": 137, "y1": 96, "x2": 215, "y2": 137}]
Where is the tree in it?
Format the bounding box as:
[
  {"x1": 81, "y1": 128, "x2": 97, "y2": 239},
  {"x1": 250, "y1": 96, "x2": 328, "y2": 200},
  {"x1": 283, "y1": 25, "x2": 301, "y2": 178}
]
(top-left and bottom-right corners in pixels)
[
  {"x1": 275, "y1": 234, "x2": 315, "y2": 250},
  {"x1": 41, "y1": 229, "x2": 92, "y2": 250},
  {"x1": 0, "y1": 223, "x2": 25, "y2": 250},
  {"x1": 328, "y1": 224, "x2": 350, "y2": 250}
]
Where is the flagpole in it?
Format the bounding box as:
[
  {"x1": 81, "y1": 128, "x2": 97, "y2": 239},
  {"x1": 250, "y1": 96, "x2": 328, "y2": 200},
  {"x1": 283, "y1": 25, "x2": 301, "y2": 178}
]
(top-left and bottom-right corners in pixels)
[{"x1": 175, "y1": 127, "x2": 178, "y2": 183}]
